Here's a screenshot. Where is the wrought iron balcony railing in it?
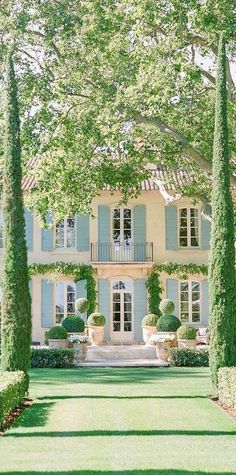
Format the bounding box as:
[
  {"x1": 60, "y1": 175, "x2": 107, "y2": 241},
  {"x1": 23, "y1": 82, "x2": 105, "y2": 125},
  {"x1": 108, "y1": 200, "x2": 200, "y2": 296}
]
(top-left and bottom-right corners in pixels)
[{"x1": 91, "y1": 242, "x2": 153, "y2": 263}]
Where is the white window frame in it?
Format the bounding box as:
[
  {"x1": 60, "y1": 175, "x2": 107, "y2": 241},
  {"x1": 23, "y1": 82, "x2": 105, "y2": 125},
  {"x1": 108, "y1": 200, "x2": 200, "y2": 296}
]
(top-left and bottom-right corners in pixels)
[
  {"x1": 178, "y1": 207, "x2": 201, "y2": 248},
  {"x1": 111, "y1": 207, "x2": 133, "y2": 244},
  {"x1": 55, "y1": 217, "x2": 77, "y2": 250},
  {"x1": 55, "y1": 281, "x2": 76, "y2": 324},
  {"x1": 179, "y1": 280, "x2": 201, "y2": 324},
  {"x1": 110, "y1": 279, "x2": 134, "y2": 339}
]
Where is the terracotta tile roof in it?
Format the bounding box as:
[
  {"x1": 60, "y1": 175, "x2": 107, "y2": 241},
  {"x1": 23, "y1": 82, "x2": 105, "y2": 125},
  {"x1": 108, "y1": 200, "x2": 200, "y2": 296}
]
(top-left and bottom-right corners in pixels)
[{"x1": 21, "y1": 162, "x2": 211, "y2": 192}]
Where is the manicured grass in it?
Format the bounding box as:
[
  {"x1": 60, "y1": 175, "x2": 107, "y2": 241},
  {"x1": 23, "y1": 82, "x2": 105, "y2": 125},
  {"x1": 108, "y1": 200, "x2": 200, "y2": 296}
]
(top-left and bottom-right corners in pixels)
[{"x1": 0, "y1": 367, "x2": 236, "y2": 474}]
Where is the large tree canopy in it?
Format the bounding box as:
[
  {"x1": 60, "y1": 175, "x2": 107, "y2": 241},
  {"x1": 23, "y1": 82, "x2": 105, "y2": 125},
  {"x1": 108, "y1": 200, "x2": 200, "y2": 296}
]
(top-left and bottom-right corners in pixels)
[{"x1": 0, "y1": 0, "x2": 235, "y2": 221}]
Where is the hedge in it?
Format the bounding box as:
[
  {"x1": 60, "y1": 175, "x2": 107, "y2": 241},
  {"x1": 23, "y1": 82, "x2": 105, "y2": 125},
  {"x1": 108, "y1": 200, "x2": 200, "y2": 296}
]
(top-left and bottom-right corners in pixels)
[
  {"x1": 170, "y1": 347, "x2": 209, "y2": 367},
  {"x1": 0, "y1": 371, "x2": 28, "y2": 429},
  {"x1": 31, "y1": 348, "x2": 75, "y2": 368},
  {"x1": 218, "y1": 367, "x2": 236, "y2": 409}
]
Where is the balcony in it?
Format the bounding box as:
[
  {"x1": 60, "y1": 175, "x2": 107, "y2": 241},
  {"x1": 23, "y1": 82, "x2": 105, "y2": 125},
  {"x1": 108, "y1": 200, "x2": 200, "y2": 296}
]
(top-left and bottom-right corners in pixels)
[{"x1": 91, "y1": 242, "x2": 153, "y2": 263}]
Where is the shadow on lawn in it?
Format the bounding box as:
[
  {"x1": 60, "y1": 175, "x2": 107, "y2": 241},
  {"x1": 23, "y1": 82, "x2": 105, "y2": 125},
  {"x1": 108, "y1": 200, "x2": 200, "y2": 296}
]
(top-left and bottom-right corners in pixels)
[
  {"x1": 4, "y1": 429, "x2": 236, "y2": 438},
  {"x1": 13, "y1": 402, "x2": 54, "y2": 428},
  {"x1": 1, "y1": 470, "x2": 235, "y2": 474},
  {"x1": 37, "y1": 395, "x2": 207, "y2": 400},
  {"x1": 29, "y1": 367, "x2": 209, "y2": 386}
]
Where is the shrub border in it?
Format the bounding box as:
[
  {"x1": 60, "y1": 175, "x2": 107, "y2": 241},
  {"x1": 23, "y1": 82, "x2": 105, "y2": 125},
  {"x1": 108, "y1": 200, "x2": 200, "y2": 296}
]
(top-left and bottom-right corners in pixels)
[{"x1": 0, "y1": 371, "x2": 27, "y2": 429}]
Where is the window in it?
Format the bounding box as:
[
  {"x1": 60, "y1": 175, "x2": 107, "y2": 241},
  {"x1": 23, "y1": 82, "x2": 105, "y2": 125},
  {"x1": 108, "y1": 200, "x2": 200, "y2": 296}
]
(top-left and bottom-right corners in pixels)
[
  {"x1": 180, "y1": 281, "x2": 201, "y2": 323},
  {"x1": 55, "y1": 217, "x2": 76, "y2": 249},
  {"x1": 179, "y1": 208, "x2": 199, "y2": 247},
  {"x1": 55, "y1": 282, "x2": 76, "y2": 323},
  {"x1": 113, "y1": 208, "x2": 132, "y2": 244}
]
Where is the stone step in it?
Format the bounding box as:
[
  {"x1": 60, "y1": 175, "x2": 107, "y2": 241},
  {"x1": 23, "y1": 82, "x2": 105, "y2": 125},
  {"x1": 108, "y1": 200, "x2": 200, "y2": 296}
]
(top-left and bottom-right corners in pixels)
[
  {"x1": 78, "y1": 359, "x2": 169, "y2": 368},
  {"x1": 87, "y1": 344, "x2": 156, "y2": 361}
]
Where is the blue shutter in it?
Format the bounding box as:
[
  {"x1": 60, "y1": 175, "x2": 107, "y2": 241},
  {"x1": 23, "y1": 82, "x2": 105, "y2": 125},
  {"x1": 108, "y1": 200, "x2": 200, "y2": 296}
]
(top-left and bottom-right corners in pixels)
[
  {"x1": 134, "y1": 205, "x2": 146, "y2": 261},
  {"x1": 76, "y1": 279, "x2": 87, "y2": 320},
  {"x1": 41, "y1": 214, "x2": 53, "y2": 251},
  {"x1": 41, "y1": 279, "x2": 53, "y2": 328},
  {"x1": 201, "y1": 279, "x2": 209, "y2": 326},
  {"x1": 201, "y1": 214, "x2": 211, "y2": 250},
  {"x1": 24, "y1": 209, "x2": 33, "y2": 251},
  {"x1": 98, "y1": 205, "x2": 110, "y2": 261},
  {"x1": 76, "y1": 215, "x2": 89, "y2": 251},
  {"x1": 134, "y1": 279, "x2": 147, "y2": 342},
  {"x1": 166, "y1": 279, "x2": 179, "y2": 318},
  {"x1": 165, "y1": 205, "x2": 177, "y2": 250},
  {"x1": 98, "y1": 279, "x2": 110, "y2": 341}
]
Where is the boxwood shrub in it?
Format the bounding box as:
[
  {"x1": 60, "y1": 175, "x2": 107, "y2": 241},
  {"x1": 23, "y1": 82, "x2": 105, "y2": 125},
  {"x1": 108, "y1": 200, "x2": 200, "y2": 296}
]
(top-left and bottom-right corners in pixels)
[
  {"x1": 87, "y1": 313, "x2": 106, "y2": 326},
  {"x1": 170, "y1": 347, "x2": 209, "y2": 367},
  {"x1": 31, "y1": 348, "x2": 75, "y2": 368},
  {"x1": 156, "y1": 314, "x2": 181, "y2": 332},
  {"x1": 218, "y1": 367, "x2": 236, "y2": 409},
  {"x1": 177, "y1": 325, "x2": 197, "y2": 340},
  {"x1": 0, "y1": 371, "x2": 27, "y2": 429},
  {"x1": 142, "y1": 314, "x2": 158, "y2": 326},
  {"x1": 62, "y1": 315, "x2": 85, "y2": 333},
  {"x1": 47, "y1": 326, "x2": 67, "y2": 340}
]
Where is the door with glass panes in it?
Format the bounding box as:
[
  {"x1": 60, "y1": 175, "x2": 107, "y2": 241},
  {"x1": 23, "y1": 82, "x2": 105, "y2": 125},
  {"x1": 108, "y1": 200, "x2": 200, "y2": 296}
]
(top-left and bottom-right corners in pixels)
[
  {"x1": 112, "y1": 208, "x2": 133, "y2": 261},
  {"x1": 111, "y1": 280, "x2": 134, "y2": 341}
]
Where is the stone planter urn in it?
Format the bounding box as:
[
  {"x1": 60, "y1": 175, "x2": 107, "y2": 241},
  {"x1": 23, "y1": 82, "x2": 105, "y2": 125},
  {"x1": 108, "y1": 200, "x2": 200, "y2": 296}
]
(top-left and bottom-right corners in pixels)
[
  {"x1": 48, "y1": 339, "x2": 68, "y2": 349},
  {"x1": 73, "y1": 343, "x2": 88, "y2": 362},
  {"x1": 156, "y1": 331, "x2": 177, "y2": 347},
  {"x1": 156, "y1": 341, "x2": 172, "y2": 362},
  {"x1": 178, "y1": 339, "x2": 197, "y2": 348},
  {"x1": 88, "y1": 326, "x2": 104, "y2": 346},
  {"x1": 142, "y1": 326, "x2": 157, "y2": 345}
]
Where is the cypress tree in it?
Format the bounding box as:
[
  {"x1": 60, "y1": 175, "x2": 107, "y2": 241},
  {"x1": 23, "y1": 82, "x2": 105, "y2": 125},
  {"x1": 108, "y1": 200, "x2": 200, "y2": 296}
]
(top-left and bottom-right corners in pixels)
[
  {"x1": 1, "y1": 50, "x2": 31, "y2": 381},
  {"x1": 209, "y1": 34, "x2": 236, "y2": 388}
]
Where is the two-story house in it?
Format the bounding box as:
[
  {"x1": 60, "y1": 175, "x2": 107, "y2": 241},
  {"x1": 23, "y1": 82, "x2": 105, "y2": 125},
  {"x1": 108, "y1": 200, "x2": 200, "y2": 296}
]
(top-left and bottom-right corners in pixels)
[{"x1": 0, "y1": 167, "x2": 211, "y2": 345}]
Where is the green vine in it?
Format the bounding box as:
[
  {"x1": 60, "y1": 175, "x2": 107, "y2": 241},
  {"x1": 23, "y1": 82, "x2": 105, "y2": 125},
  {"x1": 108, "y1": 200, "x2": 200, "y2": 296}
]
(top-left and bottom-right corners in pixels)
[
  {"x1": 146, "y1": 262, "x2": 208, "y2": 316},
  {"x1": 29, "y1": 262, "x2": 96, "y2": 315}
]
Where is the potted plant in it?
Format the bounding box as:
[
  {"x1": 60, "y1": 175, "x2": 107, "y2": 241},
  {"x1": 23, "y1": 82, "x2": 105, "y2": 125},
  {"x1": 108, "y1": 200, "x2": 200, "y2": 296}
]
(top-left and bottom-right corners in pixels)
[
  {"x1": 69, "y1": 334, "x2": 90, "y2": 361},
  {"x1": 47, "y1": 326, "x2": 68, "y2": 348},
  {"x1": 142, "y1": 314, "x2": 158, "y2": 344},
  {"x1": 177, "y1": 325, "x2": 197, "y2": 348},
  {"x1": 87, "y1": 313, "x2": 106, "y2": 345},
  {"x1": 150, "y1": 333, "x2": 175, "y2": 362},
  {"x1": 62, "y1": 315, "x2": 85, "y2": 337},
  {"x1": 156, "y1": 299, "x2": 181, "y2": 347}
]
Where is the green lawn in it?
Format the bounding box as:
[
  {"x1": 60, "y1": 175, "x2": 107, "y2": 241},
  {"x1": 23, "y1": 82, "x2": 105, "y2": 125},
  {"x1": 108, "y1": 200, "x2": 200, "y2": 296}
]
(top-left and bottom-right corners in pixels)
[{"x1": 0, "y1": 367, "x2": 236, "y2": 474}]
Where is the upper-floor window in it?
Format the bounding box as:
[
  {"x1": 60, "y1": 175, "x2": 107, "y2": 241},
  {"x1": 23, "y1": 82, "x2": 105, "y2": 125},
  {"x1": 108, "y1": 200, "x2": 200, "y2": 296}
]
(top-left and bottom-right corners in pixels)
[
  {"x1": 55, "y1": 217, "x2": 76, "y2": 249},
  {"x1": 178, "y1": 208, "x2": 199, "y2": 247},
  {"x1": 180, "y1": 281, "x2": 200, "y2": 323},
  {"x1": 55, "y1": 281, "x2": 76, "y2": 323},
  {"x1": 113, "y1": 208, "x2": 132, "y2": 244}
]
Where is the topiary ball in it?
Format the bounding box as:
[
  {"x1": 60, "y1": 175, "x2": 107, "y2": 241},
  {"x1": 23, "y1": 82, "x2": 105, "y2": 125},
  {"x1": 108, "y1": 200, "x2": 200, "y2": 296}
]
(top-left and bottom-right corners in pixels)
[
  {"x1": 87, "y1": 312, "x2": 106, "y2": 327},
  {"x1": 156, "y1": 314, "x2": 181, "y2": 332},
  {"x1": 142, "y1": 314, "x2": 158, "y2": 326},
  {"x1": 159, "y1": 299, "x2": 175, "y2": 315},
  {"x1": 177, "y1": 325, "x2": 197, "y2": 340},
  {"x1": 62, "y1": 315, "x2": 85, "y2": 333},
  {"x1": 75, "y1": 298, "x2": 90, "y2": 314},
  {"x1": 47, "y1": 326, "x2": 68, "y2": 340}
]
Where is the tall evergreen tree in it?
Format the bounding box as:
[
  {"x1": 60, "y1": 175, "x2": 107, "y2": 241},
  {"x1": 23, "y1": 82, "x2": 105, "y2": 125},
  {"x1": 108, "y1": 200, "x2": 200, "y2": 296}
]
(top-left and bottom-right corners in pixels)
[
  {"x1": 209, "y1": 34, "x2": 236, "y2": 388},
  {"x1": 1, "y1": 49, "x2": 31, "y2": 380}
]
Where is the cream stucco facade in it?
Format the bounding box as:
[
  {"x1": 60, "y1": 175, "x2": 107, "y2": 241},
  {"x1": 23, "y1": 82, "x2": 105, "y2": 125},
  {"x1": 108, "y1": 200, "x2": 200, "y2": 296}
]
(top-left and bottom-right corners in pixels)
[{"x1": 0, "y1": 189, "x2": 210, "y2": 344}]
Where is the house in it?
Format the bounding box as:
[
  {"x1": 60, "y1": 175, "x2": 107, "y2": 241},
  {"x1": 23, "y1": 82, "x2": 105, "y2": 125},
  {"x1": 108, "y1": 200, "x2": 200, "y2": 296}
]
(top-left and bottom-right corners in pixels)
[{"x1": 0, "y1": 167, "x2": 211, "y2": 345}]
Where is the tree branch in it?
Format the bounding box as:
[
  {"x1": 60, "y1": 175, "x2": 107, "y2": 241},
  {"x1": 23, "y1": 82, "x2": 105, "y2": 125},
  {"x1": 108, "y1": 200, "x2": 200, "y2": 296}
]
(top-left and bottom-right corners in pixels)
[{"x1": 128, "y1": 110, "x2": 236, "y2": 186}]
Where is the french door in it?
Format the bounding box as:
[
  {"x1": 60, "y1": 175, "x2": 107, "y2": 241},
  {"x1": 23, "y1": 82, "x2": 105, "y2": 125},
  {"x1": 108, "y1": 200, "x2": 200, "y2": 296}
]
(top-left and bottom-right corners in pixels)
[
  {"x1": 111, "y1": 280, "x2": 133, "y2": 342},
  {"x1": 112, "y1": 208, "x2": 133, "y2": 261}
]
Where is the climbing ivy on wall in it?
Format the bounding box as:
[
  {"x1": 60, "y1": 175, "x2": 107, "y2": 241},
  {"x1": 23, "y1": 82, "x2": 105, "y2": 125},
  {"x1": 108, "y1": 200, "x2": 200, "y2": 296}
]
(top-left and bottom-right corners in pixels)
[
  {"x1": 146, "y1": 262, "x2": 208, "y2": 316},
  {"x1": 28, "y1": 262, "x2": 96, "y2": 315}
]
